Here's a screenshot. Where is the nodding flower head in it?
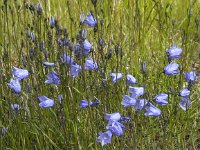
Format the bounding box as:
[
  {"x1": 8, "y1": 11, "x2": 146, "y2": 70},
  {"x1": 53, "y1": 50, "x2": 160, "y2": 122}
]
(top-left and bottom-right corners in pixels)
[
  {"x1": 63, "y1": 53, "x2": 75, "y2": 65},
  {"x1": 179, "y1": 97, "x2": 191, "y2": 110},
  {"x1": 126, "y1": 74, "x2": 137, "y2": 84},
  {"x1": 179, "y1": 88, "x2": 190, "y2": 97},
  {"x1": 144, "y1": 103, "x2": 161, "y2": 117},
  {"x1": 83, "y1": 40, "x2": 92, "y2": 55},
  {"x1": 45, "y1": 70, "x2": 60, "y2": 85},
  {"x1": 38, "y1": 96, "x2": 54, "y2": 108},
  {"x1": 104, "y1": 112, "x2": 121, "y2": 122},
  {"x1": 106, "y1": 120, "x2": 126, "y2": 137},
  {"x1": 166, "y1": 45, "x2": 182, "y2": 59},
  {"x1": 97, "y1": 130, "x2": 112, "y2": 147},
  {"x1": 121, "y1": 95, "x2": 137, "y2": 107},
  {"x1": 185, "y1": 71, "x2": 197, "y2": 83},
  {"x1": 50, "y1": 16, "x2": 55, "y2": 28},
  {"x1": 154, "y1": 93, "x2": 168, "y2": 106},
  {"x1": 84, "y1": 13, "x2": 97, "y2": 27},
  {"x1": 12, "y1": 66, "x2": 29, "y2": 80},
  {"x1": 8, "y1": 78, "x2": 21, "y2": 94},
  {"x1": 129, "y1": 87, "x2": 145, "y2": 99},
  {"x1": 164, "y1": 62, "x2": 180, "y2": 75},
  {"x1": 69, "y1": 64, "x2": 82, "y2": 78},
  {"x1": 84, "y1": 57, "x2": 98, "y2": 70},
  {"x1": 110, "y1": 73, "x2": 123, "y2": 84}
]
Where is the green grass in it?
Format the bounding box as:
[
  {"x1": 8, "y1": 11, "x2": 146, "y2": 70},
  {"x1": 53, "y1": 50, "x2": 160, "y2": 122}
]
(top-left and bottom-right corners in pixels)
[{"x1": 0, "y1": 0, "x2": 200, "y2": 149}]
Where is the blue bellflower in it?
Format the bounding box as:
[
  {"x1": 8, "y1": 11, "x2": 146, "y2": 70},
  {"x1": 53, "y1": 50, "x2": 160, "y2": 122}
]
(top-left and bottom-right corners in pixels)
[
  {"x1": 129, "y1": 87, "x2": 145, "y2": 99},
  {"x1": 164, "y1": 62, "x2": 180, "y2": 75},
  {"x1": 83, "y1": 40, "x2": 92, "y2": 55},
  {"x1": 64, "y1": 53, "x2": 75, "y2": 65},
  {"x1": 120, "y1": 116, "x2": 131, "y2": 123},
  {"x1": 179, "y1": 97, "x2": 191, "y2": 110},
  {"x1": 84, "y1": 13, "x2": 97, "y2": 27},
  {"x1": 166, "y1": 45, "x2": 182, "y2": 59},
  {"x1": 179, "y1": 88, "x2": 190, "y2": 97},
  {"x1": 69, "y1": 64, "x2": 82, "y2": 77},
  {"x1": 110, "y1": 73, "x2": 123, "y2": 84},
  {"x1": 105, "y1": 112, "x2": 121, "y2": 122},
  {"x1": 135, "y1": 98, "x2": 148, "y2": 110},
  {"x1": 84, "y1": 58, "x2": 98, "y2": 70},
  {"x1": 97, "y1": 130, "x2": 112, "y2": 147},
  {"x1": 38, "y1": 96, "x2": 54, "y2": 108},
  {"x1": 43, "y1": 62, "x2": 56, "y2": 67},
  {"x1": 145, "y1": 103, "x2": 161, "y2": 116},
  {"x1": 106, "y1": 121, "x2": 126, "y2": 137},
  {"x1": 121, "y1": 95, "x2": 137, "y2": 107},
  {"x1": 185, "y1": 71, "x2": 197, "y2": 82},
  {"x1": 80, "y1": 99, "x2": 99, "y2": 108},
  {"x1": 12, "y1": 66, "x2": 29, "y2": 80},
  {"x1": 126, "y1": 74, "x2": 137, "y2": 84},
  {"x1": 154, "y1": 93, "x2": 168, "y2": 106},
  {"x1": 45, "y1": 70, "x2": 60, "y2": 85},
  {"x1": 90, "y1": 99, "x2": 100, "y2": 107},
  {"x1": 50, "y1": 16, "x2": 55, "y2": 28},
  {"x1": 8, "y1": 78, "x2": 21, "y2": 93},
  {"x1": 11, "y1": 104, "x2": 20, "y2": 110}
]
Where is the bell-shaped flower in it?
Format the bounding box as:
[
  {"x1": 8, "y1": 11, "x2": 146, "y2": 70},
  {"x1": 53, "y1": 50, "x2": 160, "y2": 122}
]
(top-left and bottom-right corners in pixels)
[
  {"x1": 43, "y1": 62, "x2": 56, "y2": 68},
  {"x1": 105, "y1": 112, "x2": 121, "y2": 122},
  {"x1": 126, "y1": 74, "x2": 137, "y2": 84},
  {"x1": 12, "y1": 66, "x2": 29, "y2": 80},
  {"x1": 106, "y1": 121, "x2": 126, "y2": 137},
  {"x1": 83, "y1": 40, "x2": 92, "y2": 55},
  {"x1": 144, "y1": 103, "x2": 161, "y2": 116},
  {"x1": 110, "y1": 73, "x2": 123, "y2": 84},
  {"x1": 121, "y1": 95, "x2": 137, "y2": 107},
  {"x1": 69, "y1": 64, "x2": 82, "y2": 77},
  {"x1": 80, "y1": 100, "x2": 89, "y2": 108},
  {"x1": 179, "y1": 88, "x2": 190, "y2": 97},
  {"x1": 129, "y1": 87, "x2": 144, "y2": 98},
  {"x1": 45, "y1": 70, "x2": 60, "y2": 85},
  {"x1": 84, "y1": 58, "x2": 98, "y2": 70},
  {"x1": 90, "y1": 98, "x2": 100, "y2": 107},
  {"x1": 64, "y1": 53, "x2": 75, "y2": 65},
  {"x1": 84, "y1": 13, "x2": 97, "y2": 27},
  {"x1": 50, "y1": 16, "x2": 55, "y2": 28},
  {"x1": 166, "y1": 45, "x2": 182, "y2": 59},
  {"x1": 185, "y1": 71, "x2": 197, "y2": 82},
  {"x1": 135, "y1": 98, "x2": 148, "y2": 110},
  {"x1": 8, "y1": 78, "x2": 21, "y2": 93},
  {"x1": 11, "y1": 104, "x2": 20, "y2": 110},
  {"x1": 120, "y1": 116, "x2": 131, "y2": 123},
  {"x1": 164, "y1": 62, "x2": 180, "y2": 75},
  {"x1": 179, "y1": 97, "x2": 191, "y2": 110},
  {"x1": 38, "y1": 96, "x2": 54, "y2": 108},
  {"x1": 154, "y1": 93, "x2": 168, "y2": 106},
  {"x1": 97, "y1": 130, "x2": 112, "y2": 147}
]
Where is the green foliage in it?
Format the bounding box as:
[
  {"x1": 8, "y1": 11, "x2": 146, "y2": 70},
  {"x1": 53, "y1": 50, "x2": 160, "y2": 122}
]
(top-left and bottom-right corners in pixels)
[{"x1": 0, "y1": 0, "x2": 199, "y2": 149}]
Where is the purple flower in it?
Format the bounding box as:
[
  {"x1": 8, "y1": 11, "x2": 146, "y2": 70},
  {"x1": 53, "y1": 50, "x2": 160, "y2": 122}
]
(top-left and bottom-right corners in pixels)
[
  {"x1": 185, "y1": 71, "x2": 197, "y2": 82},
  {"x1": 110, "y1": 73, "x2": 123, "y2": 84},
  {"x1": 120, "y1": 116, "x2": 131, "y2": 123},
  {"x1": 97, "y1": 130, "x2": 112, "y2": 147},
  {"x1": 126, "y1": 74, "x2": 137, "y2": 84},
  {"x1": 84, "y1": 58, "x2": 98, "y2": 70},
  {"x1": 179, "y1": 88, "x2": 190, "y2": 97},
  {"x1": 43, "y1": 62, "x2": 56, "y2": 67},
  {"x1": 80, "y1": 100, "x2": 89, "y2": 108},
  {"x1": 121, "y1": 95, "x2": 137, "y2": 107},
  {"x1": 129, "y1": 87, "x2": 144, "y2": 98},
  {"x1": 37, "y1": 3, "x2": 42, "y2": 15},
  {"x1": 105, "y1": 112, "x2": 121, "y2": 122},
  {"x1": 83, "y1": 40, "x2": 92, "y2": 55},
  {"x1": 164, "y1": 62, "x2": 180, "y2": 75},
  {"x1": 154, "y1": 93, "x2": 168, "y2": 106},
  {"x1": 45, "y1": 70, "x2": 60, "y2": 85},
  {"x1": 179, "y1": 97, "x2": 191, "y2": 110},
  {"x1": 63, "y1": 53, "x2": 75, "y2": 65},
  {"x1": 11, "y1": 104, "x2": 20, "y2": 110},
  {"x1": 2, "y1": 127, "x2": 6, "y2": 135},
  {"x1": 12, "y1": 66, "x2": 29, "y2": 80},
  {"x1": 84, "y1": 13, "x2": 97, "y2": 27},
  {"x1": 50, "y1": 16, "x2": 55, "y2": 28},
  {"x1": 38, "y1": 96, "x2": 54, "y2": 108},
  {"x1": 90, "y1": 99, "x2": 100, "y2": 107},
  {"x1": 135, "y1": 98, "x2": 148, "y2": 110},
  {"x1": 144, "y1": 103, "x2": 161, "y2": 116},
  {"x1": 106, "y1": 121, "x2": 126, "y2": 137},
  {"x1": 166, "y1": 45, "x2": 182, "y2": 59},
  {"x1": 69, "y1": 64, "x2": 82, "y2": 77},
  {"x1": 8, "y1": 78, "x2": 21, "y2": 93}
]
